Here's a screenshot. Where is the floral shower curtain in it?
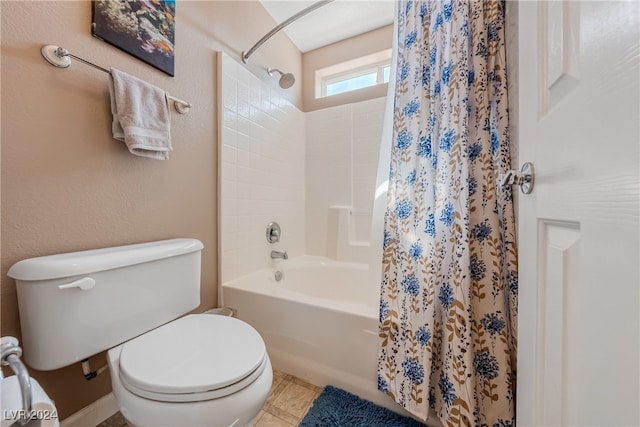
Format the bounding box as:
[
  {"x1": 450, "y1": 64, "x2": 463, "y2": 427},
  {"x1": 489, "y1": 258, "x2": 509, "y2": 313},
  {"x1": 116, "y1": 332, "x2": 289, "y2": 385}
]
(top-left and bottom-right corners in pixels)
[{"x1": 377, "y1": 1, "x2": 517, "y2": 426}]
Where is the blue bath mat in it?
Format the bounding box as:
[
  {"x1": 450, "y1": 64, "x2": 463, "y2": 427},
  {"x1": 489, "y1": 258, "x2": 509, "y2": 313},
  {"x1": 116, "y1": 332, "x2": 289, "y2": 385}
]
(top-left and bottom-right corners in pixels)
[{"x1": 299, "y1": 385, "x2": 426, "y2": 427}]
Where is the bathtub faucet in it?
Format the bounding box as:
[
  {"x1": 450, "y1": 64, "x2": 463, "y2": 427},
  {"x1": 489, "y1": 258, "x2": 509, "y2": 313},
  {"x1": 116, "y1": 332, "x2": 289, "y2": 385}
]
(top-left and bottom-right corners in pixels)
[{"x1": 270, "y1": 250, "x2": 288, "y2": 260}]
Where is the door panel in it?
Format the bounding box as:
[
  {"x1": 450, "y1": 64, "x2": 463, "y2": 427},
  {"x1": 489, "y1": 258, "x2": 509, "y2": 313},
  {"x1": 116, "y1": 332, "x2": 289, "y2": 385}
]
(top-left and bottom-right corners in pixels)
[
  {"x1": 516, "y1": 1, "x2": 640, "y2": 426},
  {"x1": 539, "y1": 220, "x2": 580, "y2": 426}
]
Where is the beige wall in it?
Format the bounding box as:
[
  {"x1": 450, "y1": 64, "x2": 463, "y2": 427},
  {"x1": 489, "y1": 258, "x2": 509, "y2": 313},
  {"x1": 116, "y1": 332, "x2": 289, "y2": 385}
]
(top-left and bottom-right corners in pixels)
[
  {"x1": 302, "y1": 25, "x2": 393, "y2": 112},
  {"x1": 0, "y1": 0, "x2": 300, "y2": 419}
]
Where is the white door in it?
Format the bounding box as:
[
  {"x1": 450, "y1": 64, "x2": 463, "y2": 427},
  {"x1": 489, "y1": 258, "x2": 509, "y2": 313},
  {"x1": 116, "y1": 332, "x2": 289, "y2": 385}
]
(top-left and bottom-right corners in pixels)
[{"x1": 516, "y1": 1, "x2": 639, "y2": 426}]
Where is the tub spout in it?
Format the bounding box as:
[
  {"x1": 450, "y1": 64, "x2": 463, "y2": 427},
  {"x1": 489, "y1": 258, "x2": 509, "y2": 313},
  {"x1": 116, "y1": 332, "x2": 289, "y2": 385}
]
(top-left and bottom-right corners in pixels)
[{"x1": 271, "y1": 250, "x2": 288, "y2": 260}]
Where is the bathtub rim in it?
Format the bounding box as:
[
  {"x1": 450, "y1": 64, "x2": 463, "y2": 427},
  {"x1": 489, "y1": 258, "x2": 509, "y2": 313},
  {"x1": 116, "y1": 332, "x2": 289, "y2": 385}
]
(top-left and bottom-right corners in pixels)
[{"x1": 221, "y1": 255, "x2": 378, "y2": 321}]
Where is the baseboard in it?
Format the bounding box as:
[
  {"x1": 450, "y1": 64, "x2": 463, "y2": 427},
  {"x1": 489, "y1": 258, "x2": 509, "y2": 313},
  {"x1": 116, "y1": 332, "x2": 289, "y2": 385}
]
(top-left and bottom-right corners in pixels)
[{"x1": 60, "y1": 393, "x2": 118, "y2": 427}]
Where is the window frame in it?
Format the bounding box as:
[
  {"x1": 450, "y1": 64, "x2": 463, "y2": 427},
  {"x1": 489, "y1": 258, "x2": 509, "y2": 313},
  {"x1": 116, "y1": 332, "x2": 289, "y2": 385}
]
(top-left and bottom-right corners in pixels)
[{"x1": 315, "y1": 49, "x2": 392, "y2": 99}]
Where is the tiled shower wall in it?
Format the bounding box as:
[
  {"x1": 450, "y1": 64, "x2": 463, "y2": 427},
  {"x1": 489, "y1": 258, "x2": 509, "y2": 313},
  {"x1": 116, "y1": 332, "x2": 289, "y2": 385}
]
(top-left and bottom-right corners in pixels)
[
  {"x1": 219, "y1": 53, "x2": 305, "y2": 283},
  {"x1": 305, "y1": 98, "x2": 386, "y2": 258},
  {"x1": 220, "y1": 52, "x2": 386, "y2": 281}
]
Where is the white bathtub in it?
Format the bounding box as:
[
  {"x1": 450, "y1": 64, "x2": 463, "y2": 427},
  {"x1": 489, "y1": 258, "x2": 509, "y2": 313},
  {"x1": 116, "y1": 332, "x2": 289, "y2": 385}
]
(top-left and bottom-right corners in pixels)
[
  {"x1": 222, "y1": 256, "x2": 443, "y2": 425},
  {"x1": 221, "y1": 256, "x2": 391, "y2": 410}
]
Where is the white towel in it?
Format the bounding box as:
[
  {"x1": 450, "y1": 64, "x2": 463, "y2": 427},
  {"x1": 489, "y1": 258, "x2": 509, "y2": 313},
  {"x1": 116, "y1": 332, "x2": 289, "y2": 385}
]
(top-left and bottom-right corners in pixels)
[{"x1": 109, "y1": 68, "x2": 172, "y2": 160}]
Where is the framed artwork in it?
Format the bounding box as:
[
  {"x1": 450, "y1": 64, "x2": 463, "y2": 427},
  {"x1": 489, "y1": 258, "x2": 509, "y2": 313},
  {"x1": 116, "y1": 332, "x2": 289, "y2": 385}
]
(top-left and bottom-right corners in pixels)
[{"x1": 92, "y1": 0, "x2": 175, "y2": 76}]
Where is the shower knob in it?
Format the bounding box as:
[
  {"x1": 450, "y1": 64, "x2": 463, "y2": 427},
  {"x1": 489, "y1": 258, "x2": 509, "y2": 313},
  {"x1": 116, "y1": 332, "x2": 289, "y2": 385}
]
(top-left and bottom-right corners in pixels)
[{"x1": 266, "y1": 222, "x2": 281, "y2": 244}]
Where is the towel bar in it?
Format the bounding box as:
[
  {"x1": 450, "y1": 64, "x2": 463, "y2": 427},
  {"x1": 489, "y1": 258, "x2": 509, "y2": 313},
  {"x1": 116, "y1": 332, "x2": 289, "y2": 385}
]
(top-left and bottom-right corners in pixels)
[{"x1": 41, "y1": 44, "x2": 192, "y2": 114}]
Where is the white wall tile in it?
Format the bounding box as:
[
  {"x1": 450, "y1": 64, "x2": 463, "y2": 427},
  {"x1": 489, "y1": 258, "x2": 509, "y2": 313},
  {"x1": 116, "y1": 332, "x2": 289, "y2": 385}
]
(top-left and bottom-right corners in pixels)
[
  {"x1": 220, "y1": 52, "x2": 386, "y2": 279},
  {"x1": 219, "y1": 53, "x2": 306, "y2": 282},
  {"x1": 223, "y1": 108, "x2": 237, "y2": 130},
  {"x1": 237, "y1": 82, "x2": 250, "y2": 118},
  {"x1": 222, "y1": 74, "x2": 237, "y2": 111},
  {"x1": 305, "y1": 97, "x2": 386, "y2": 259}
]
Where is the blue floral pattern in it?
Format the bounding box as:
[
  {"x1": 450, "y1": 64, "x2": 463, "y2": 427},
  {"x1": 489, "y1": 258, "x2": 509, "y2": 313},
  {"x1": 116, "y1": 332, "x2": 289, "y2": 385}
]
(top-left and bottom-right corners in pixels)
[
  {"x1": 409, "y1": 241, "x2": 423, "y2": 260},
  {"x1": 378, "y1": 1, "x2": 517, "y2": 425},
  {"x1": 416, "y1": 326, "x2": 432, "y2": 346},
  {"x1": 480, "y1": 312, "x2": 506, "y2": 336},
  {"x1": 403, "y1": 359, "x2": 425, "y2": 385}
]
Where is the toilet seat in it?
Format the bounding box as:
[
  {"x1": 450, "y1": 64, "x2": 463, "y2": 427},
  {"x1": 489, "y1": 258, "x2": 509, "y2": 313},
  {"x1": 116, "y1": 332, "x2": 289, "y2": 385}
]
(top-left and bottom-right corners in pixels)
[{"x1": 117, "y1": 314, "x2": 267, "y2": 403}]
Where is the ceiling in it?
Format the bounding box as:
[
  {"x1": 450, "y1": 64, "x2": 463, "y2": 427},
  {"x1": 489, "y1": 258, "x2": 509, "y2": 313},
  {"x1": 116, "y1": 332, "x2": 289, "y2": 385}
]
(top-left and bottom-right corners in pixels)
[{"x1": 259, "y1": 0, "x2": 395, "y2": 53}]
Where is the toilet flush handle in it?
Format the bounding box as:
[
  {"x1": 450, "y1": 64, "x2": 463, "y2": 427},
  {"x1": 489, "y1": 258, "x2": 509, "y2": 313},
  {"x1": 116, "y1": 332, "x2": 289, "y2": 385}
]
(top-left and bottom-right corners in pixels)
[{"x1": 58, "y1": 277, "x2": 96, "y2": 291}]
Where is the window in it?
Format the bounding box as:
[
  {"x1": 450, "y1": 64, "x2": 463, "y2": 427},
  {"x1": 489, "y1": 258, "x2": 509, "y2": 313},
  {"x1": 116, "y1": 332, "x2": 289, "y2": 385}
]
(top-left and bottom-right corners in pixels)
[{"x1": 316, "y1": 49, "x2": 392, "y2": 98}]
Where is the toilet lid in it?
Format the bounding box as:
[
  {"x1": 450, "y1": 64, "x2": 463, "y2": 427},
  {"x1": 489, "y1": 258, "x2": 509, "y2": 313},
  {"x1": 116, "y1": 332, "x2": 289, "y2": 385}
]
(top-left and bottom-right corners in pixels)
[{"x1": 118, "y1": 314, "x2": 266, "y2": 399}]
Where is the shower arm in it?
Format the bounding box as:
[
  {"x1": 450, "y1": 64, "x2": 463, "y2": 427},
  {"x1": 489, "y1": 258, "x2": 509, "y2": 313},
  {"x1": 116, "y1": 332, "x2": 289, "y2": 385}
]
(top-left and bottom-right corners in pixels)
[{"x1": 242, "y1": 0, "x2": 334, "y2": 64}]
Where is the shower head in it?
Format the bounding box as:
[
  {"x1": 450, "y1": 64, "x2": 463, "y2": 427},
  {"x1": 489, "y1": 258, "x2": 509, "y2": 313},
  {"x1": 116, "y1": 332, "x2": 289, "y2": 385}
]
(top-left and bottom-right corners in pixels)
[{"x1": 268, "y1": 68, "x2": 295, "y2": 89}]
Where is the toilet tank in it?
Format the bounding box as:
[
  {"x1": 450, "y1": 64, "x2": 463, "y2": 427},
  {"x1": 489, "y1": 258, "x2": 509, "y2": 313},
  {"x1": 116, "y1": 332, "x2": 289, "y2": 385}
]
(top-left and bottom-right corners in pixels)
[{"x1": 8, "y1": 238, "x2": 204, "y2": 371}]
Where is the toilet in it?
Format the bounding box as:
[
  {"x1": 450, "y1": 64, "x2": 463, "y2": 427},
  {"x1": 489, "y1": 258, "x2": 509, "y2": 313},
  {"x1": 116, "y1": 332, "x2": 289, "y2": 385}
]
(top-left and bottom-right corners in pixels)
[{"x1": 8, "y1": 238, "x2": 272, "y2": 427}]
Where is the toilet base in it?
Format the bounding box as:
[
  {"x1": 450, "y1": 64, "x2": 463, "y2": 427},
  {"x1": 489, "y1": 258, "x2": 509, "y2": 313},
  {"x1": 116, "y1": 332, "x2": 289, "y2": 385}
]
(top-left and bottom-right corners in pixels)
[{"x1": 107, "y1": 344, "x2": 273, "y2": 427}]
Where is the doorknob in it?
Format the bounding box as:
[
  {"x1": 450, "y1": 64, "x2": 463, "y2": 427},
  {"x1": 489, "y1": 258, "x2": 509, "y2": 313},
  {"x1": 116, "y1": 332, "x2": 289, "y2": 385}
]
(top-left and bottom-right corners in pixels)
[{"x1": 498, "y1": 162, "x2": 534, "y2": 194}]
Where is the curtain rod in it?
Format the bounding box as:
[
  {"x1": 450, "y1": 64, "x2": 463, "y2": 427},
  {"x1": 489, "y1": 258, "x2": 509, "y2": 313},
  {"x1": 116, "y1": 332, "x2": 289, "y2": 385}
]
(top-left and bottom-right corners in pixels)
[
  {"x1": 40, "y1": 45, "x2": 192, "y2": 114},
  {"x1": 242, "y1": 0, "x2": 335, "y2": 63}
]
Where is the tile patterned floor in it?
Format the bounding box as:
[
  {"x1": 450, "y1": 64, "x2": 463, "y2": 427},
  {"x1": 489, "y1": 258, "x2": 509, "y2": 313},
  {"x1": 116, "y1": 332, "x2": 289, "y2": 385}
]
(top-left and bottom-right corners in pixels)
[
  {"x1": 96, "y1": 369, "x2": 322, "y2": 427},
  {"x1": 254, "y1": 369, "x2": 322, "y2": 427},
  {"x1": 96, "y1": 411, "x2": 128, "y2": 427}
]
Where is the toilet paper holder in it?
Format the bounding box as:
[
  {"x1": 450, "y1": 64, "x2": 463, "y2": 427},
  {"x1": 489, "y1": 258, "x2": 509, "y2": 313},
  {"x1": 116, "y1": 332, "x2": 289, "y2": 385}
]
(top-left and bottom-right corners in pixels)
[{"x1": 1, "y1": 336, "x2": 32, "y2": 425}]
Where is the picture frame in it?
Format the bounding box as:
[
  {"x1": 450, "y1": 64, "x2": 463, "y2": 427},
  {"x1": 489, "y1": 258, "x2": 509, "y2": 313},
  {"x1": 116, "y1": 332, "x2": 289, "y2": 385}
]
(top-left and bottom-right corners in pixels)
[{"x1": 91, "y1": 0, "x2": 175, "y2": 76}]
